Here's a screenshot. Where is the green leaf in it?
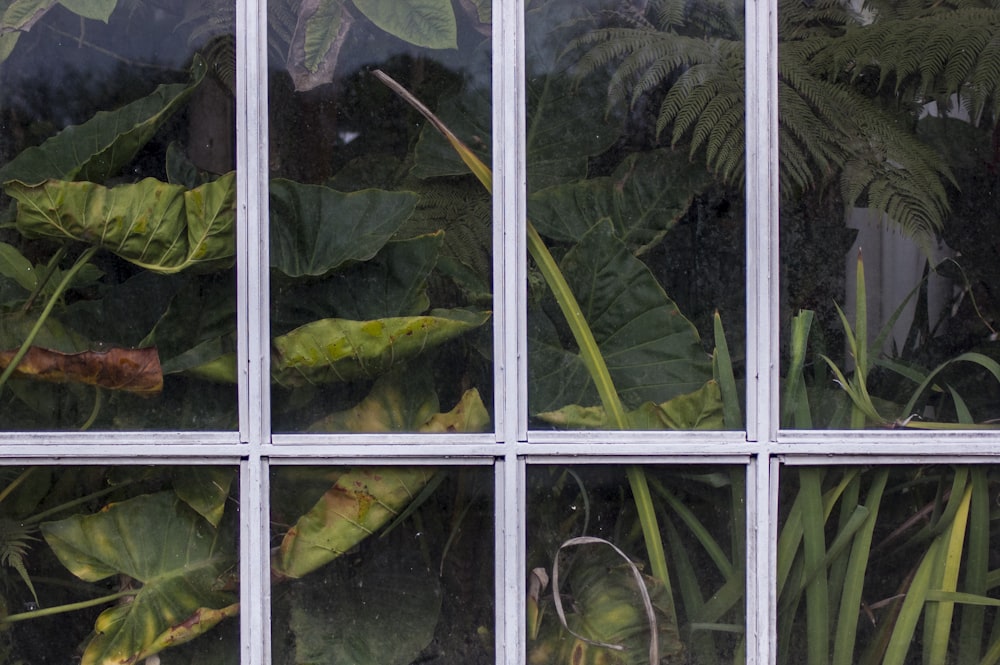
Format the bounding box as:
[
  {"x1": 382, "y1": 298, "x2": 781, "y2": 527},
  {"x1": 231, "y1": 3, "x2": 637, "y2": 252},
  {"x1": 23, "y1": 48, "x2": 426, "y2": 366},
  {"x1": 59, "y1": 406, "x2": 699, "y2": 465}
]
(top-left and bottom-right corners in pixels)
[
  {"x1": 0, "y1": 59, "x2": 206, "y2": 185},
  {"x1": 56, "y1": 0, "x2": 115, "y2": 21},
  {"x1": 273, "y1": 466, "x2": 437, "y2": 578},
  {"x1": 0, "y1": 242, "x2": 38, "y2": 292},
  {"x1": 173, "y1": 468, "x2": 235, "y2": 528},
  {"x1": 306, "y1": 368, "x2": 490, "y2": 433},
  {"x1": 288, "y1": 530, "x2": 441, "y2": 665},
  {"x1": 352, "y1": 0, "x2": 456, "y2": 49},
  {"x1": 529, "y1": 221, "x2": 711, "y2": 414},
  {"x1": 272, "y1": 233, "x2": 443, "y2": 328},
  {"x1": 269, "y1": 179, "x2": 418, "y2": 278},
  {"x1": 39, "y1": 492, "x2": 237, "y2": 665},
  {"x1": 271, "y1": 308, "x2": 490, "y2": 387},
  {"x1": 530, "y1": 149, "x2": 710, "y2": 254},
  {"x1": 8, "y1": 172, "x2": 237, "y2": 274}
]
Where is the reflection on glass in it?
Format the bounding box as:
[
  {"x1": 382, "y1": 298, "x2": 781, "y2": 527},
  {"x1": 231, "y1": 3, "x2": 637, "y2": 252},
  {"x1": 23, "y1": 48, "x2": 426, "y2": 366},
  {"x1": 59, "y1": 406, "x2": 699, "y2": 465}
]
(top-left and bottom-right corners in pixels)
[
  {"x1": 269, "y1": 465, "x2": 494, "y2": 664},
  {"x1": 0, "y1": 465, "x2": 239, "y2": 663},
  {"x1": 0, "y1": 3, "x2": 237, "y2": 430},
  {"x1": 778, "y1": 465, "x2": 1000, "y2": 664},
  {"x1": 778, "y1": 1, "x2": 1000, "y2": 429},
  {"x1": 527, "y1": 465, "x2": 746, "y2": 663},
  {"x1": 267, "y1": 3, "x2": 493, "y2": 432},
  {"x1": 524, "y1": 0, "x2": 746, "y2": 431}
]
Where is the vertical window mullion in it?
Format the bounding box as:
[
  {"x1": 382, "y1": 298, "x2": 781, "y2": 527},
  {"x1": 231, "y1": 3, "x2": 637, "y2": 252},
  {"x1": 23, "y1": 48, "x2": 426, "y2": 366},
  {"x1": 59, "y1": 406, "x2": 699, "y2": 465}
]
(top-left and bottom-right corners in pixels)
[
  {"x1": 237, "y1": 0, "x2": 271, "y2": 447},
  {"x1": 746, "y1": 0, "x2": 781, "y2": 446},
  {"x1": 493, "y1": 0, "x2": 528, "y2": 447}
]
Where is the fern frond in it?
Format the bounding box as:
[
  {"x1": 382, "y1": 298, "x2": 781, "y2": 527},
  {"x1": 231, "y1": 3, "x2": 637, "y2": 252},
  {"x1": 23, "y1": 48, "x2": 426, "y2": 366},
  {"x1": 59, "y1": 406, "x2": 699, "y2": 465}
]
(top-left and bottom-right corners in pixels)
[{"x1": 0, "y1": 518, "x2": 38, "y2": 608}]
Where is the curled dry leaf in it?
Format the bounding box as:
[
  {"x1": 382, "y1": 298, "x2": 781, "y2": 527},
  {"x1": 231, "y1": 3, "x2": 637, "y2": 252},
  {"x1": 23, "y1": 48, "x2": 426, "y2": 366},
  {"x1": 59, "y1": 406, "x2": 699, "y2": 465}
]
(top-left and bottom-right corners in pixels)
[{"x1": 0, "y1": 346, "x2": 163, "y2": 395}]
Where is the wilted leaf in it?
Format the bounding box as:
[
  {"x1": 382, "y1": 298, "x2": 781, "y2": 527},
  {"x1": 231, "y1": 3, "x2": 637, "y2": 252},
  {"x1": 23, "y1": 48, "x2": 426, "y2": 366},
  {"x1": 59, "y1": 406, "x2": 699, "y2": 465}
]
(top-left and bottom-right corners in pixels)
[
  {"x1": 8, "y1": 172, "x2": 237, "y2": 274},
  {"x1": 536, "y1": 380, "x2": 725, "y2": 430},
  {"x1": 286, "y1": 0, "x2": 354, "y2": 92},
  {"x1": 530, "y1": 221, "x2": 712, "y2": 414},
  {"x1": 40, "y1": 492, "x2": 238, "y2": 665},
  {"x1": 307, "y1": 368, "x2": 489, "y2": 433},
  {"x1": 0, "y1": 346, "x2": 162, "y2": 394},
  {"x1": 273, "y1": 467, "x2": 437, "y2": 579},
  {"x1": 0, "y1": 58, "x2": 206, "y2": 184},
  {"x1": 271, "y1": 308, "x2": 490, "y2": 387},
  {"x1": 352, "y1": 0, "x2": 456, "y2": 49},
  {"x1": 269, "y1": 179, "x2": 418, "y2": 278}
]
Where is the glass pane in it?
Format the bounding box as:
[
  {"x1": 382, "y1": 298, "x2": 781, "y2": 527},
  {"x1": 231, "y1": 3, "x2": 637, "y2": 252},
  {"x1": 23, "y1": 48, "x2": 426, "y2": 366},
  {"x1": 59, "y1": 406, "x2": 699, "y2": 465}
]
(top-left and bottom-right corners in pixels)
[
  {"x1": 267, "y1": 3, "x2": 494, "y2": 433},
  {"x1": 0, "y1": 465, "x2": 239, "y2": 663},
  {"x1": 524, "y1": 0, "x2": 746, "y2": 431},
  {"x1": 778, "y1": 3, "x2": 1000, "y2": 429},
  {"x1": 527, "y1": 464, "x2": 747, "y2": 663},
  {"x1": 778, "y1": 465, "x2": 1000, "y2": 664},
  {"x1": 269, "y1": 465, "x2": 494, "y2": 663},
  {"x1": 0, "y1": 3, "x2": 237, "y2": 430}
]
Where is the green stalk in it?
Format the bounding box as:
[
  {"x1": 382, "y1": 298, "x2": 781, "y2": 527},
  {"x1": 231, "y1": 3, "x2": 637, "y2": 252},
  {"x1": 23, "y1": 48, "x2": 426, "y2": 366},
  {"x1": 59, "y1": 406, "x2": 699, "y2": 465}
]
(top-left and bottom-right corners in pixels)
[
  {"x1": 371, "y1": 70, "x2": 673, "y2": 589},
  {"x1": 0, "y1": 589, "x2": 136, "y2": 624},
  {"x1": 0, "y1": 246, "x2": 99, "y2": 398}
]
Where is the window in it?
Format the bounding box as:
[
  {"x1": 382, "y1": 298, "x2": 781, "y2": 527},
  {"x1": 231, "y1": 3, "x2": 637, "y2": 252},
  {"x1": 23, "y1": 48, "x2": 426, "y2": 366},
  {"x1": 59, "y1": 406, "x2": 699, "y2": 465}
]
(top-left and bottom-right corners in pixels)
[{"x1": 1, "y1": 1, "x2": 999, "y2": 664}]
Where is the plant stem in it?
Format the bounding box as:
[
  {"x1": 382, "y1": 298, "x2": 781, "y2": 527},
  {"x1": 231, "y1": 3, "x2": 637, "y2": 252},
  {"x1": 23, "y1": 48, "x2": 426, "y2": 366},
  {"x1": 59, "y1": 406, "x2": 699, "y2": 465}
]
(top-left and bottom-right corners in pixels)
[
  {"x1": 373, "y1": 70, "x2": 672, "y2": 590},
  {"x1": 1, "y1": 589, "x2": 137, "y2": 624},
  {"x1": 0, "y1": 246, "x2": 98, "y2": 399}
]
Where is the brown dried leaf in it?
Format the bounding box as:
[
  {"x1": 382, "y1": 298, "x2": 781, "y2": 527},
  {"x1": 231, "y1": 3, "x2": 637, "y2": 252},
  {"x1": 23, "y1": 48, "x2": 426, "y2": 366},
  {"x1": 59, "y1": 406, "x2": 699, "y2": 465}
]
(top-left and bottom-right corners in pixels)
[{"x1": 0, "y1": 346, "x2": 163, "y2": 395}]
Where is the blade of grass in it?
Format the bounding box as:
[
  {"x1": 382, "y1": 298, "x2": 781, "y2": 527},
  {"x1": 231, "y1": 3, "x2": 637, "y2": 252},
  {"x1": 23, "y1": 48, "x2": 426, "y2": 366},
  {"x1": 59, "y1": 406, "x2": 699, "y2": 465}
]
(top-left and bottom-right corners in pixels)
[
  {"x1": 713, "y1": 311, "x2": 743, "y2": 429},
  {"x1": 882, "y1": 538, "x2": 942, "y2": 665},
  {"x1": 784, "y1": 310, "x2": 815, "y2": 428}
]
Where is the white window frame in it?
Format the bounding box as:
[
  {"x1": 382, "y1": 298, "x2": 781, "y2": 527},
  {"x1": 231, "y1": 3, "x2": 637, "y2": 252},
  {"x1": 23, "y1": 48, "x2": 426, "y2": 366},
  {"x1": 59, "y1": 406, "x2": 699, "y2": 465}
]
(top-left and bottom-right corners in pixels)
[{"x1": 3, "y1": 2, "x2": 1000, "y2": 664}]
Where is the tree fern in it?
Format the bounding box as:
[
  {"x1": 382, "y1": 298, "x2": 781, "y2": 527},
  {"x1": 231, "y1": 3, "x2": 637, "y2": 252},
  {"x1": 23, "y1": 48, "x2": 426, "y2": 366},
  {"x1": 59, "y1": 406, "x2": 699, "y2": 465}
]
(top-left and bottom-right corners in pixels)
[{"x1": 569, "y1": 0, "x2": 999, "y2": 241}]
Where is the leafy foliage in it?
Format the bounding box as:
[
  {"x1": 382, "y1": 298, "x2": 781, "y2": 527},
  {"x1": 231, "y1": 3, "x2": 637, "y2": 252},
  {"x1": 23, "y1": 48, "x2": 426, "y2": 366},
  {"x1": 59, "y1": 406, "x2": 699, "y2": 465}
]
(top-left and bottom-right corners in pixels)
[{"x1": 569, "y1": 0, "x2": 1000, "y2": 240}]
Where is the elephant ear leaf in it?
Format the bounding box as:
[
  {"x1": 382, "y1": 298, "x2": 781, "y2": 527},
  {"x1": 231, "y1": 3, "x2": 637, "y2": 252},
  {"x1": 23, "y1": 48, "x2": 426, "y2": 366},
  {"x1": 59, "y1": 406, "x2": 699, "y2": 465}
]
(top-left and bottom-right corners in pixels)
[
  {"x1": 8, "y1": 172, "x2": 237, "y2": 274},
  {"x1": 39, "y1": 492, "x2": 238, "y2": 665},
  {"x1": 273, "y1": 466, "x2": 437, "y2": 579},
  {"x1": 271, "y1": 308, "x2": 490, "y2": 387},
  {"x1": 0, "y1": 57, "x2": 206, "y2": 185}
]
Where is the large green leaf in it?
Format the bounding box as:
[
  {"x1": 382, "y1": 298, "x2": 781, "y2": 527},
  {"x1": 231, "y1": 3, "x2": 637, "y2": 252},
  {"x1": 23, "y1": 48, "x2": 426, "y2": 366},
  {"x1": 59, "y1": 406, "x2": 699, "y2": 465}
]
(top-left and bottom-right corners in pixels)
[
  {"x1": 1, "y1": 0, "x2": 115, "y2": 34},
  {"x1": 307, "y1": 368, "x2": 490, "y2": 433},
  {"x1": 529, "y1": 221, "x2": 711, "y2": 414},
  {"x1": 288, "y1": 531, "x2": 442, "y2": 665},
  {"x1": 272, "y1": 233, "x2": 443, "y2": 329},
  {"x1": 0, "y1": 58, "x2": 206, "y2": 184},
  {"x1": 39, "y1": 492, "x2": 238, "y2": 665},
  {"x1": 529, "y1": 150, "x2": 711, "y2": 254},
  {"x1": 8, "y1": 172, "x2": 237, "y2": 274},
  {"x1": 273, "y1": 466, "x2": 437, "y2": 578},
  {"x1": 285, "y1": 0, "x2": 354, "y2": 91},
  {"x1": 271, "y1": 308, "x2": 490, "y2": 387},
  {"x1": 352, "y1": 0, "x2": 456, "y2": 49},
  {"x1": 269, "y1": 179, "x2": 418, "y2": 278}
]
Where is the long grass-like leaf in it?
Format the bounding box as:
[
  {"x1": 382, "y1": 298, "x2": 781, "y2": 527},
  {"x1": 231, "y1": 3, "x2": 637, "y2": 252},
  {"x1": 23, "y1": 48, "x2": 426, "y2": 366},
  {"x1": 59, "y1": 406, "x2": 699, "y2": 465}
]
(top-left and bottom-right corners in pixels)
[
  {"x1": 800, "y1": 468, "x2": 830, "y2": 665},
  {"x1": 713, "y1": 311, "x2": 743, "y2": 429},
  {"x1": 833, "y1": 469, "x2": 888, "y2": 665},
  {"x1": 957, "y1": 467, "x2": 989, "y2": 665},
  {"x1": 926, "y1": 482, "x2": 972, "y2": 665},
  {"x1": 882, "y1": 537, "x2": 942, "y2": 665},
  {"x1": 784, "y1": 310, "x2": 815, "y2": 428}
]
